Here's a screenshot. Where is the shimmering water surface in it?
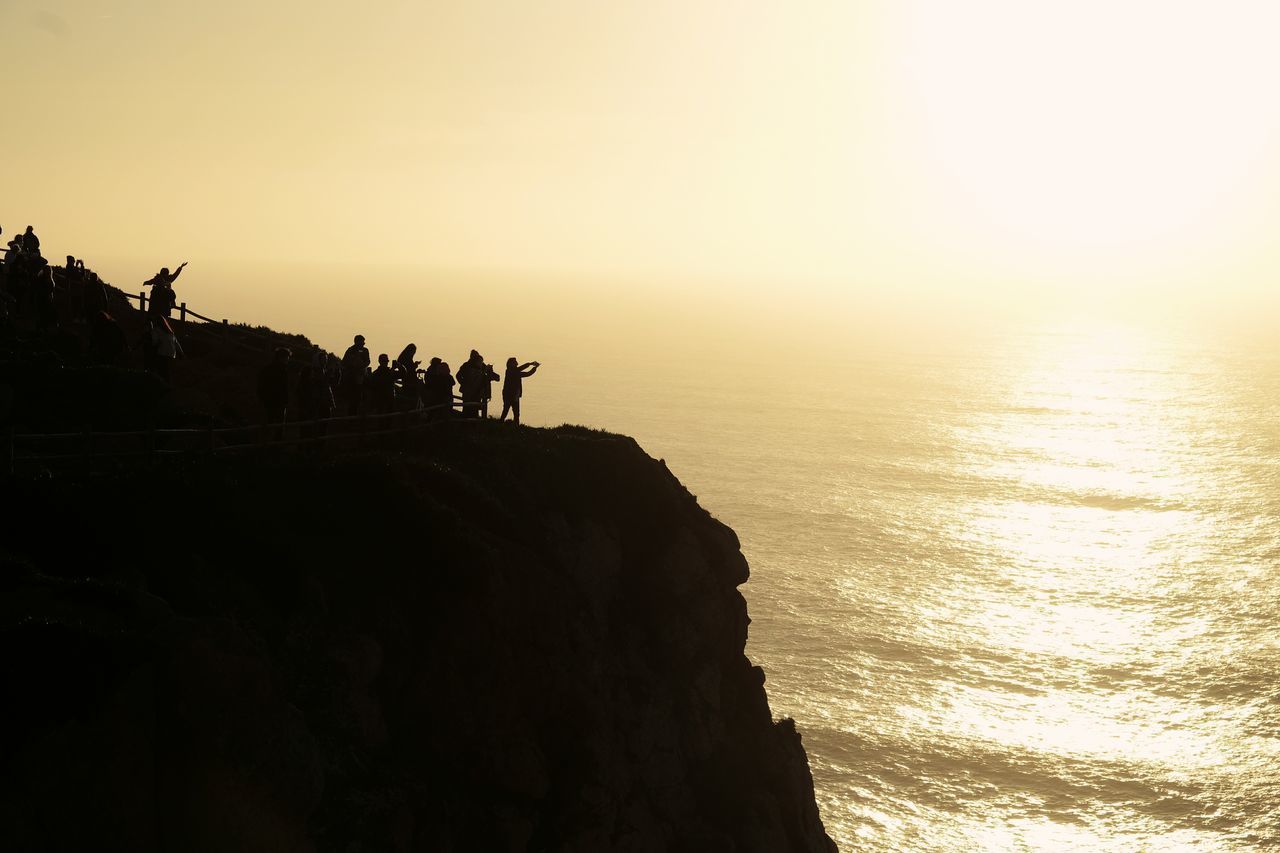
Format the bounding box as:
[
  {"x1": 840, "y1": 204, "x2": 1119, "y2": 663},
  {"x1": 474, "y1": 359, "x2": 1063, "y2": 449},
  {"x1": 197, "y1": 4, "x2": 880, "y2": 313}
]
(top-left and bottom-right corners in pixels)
[{"x1": 537, "y1": 322, "x2": 1280, "y2": 851}]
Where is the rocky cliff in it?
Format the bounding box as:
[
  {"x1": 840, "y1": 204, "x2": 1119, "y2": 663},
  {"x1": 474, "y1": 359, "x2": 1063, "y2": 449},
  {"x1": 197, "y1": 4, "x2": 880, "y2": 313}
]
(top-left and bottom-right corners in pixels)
[{"x1": 0, "y1": 422, "x2": 835, "y2": 851}]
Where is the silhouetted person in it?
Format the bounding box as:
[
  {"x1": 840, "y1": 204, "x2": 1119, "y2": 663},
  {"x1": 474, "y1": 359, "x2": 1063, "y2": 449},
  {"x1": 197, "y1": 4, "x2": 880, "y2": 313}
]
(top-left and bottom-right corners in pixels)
[
  {"x1": 340, "y1": 334, "x2": 370, "y2": 415},
  {"x1": 394, "y1": 344, "x2": 423, "y2": 410},
  {"x1": 326, "y1": 354, "x2": 343, "y2": 406},
  {"x1": 32, "y1": 267, "x2": 57, "y2": 330},
  {"x1": 23, "y1": 226, "x2": 39, "y2": 255},
  {"x1": 313, "y1": 351, "x2": 335, "y2": 422},
  {"x1": 296, "y1": 350, "x2": 333, "y2": 438},
  {"x1": 396, "y1": 343, "x2": 419, "y2": 374},
  {"x1": 423, "y1": 358, "x2": 455, "y2": 420},
  {"x1": 500, "y1": 358, "x2": 540, "y2": 424},
  {"x1": 368, "y1": 353, "x2": 396, "y2": 414},
  {"x1": 257, "y1": 347, "x2": 291, "y2": 429},
  {"x1": 3, "y1": 239, "x2": 20, "y2": 272},
  {"x1": 145, "y1": 261, "x2": 186, "y2": 290},
  {"x1": 480, "y1": 361, "x2": 500, "y2": 414},
  {"x1": 1, "y1": 239, "x2": 18, "y2": 294},
  {"x1": 154, "y1": 282, "x2": 177, "y2": 317},
  {"x1": 147, "y1": 317, "x2": 183, "y2": 383},
  {"x1": 4, "y1": 241, "x2": 28, "y2": 317},
  {"x1": 82, "y1": 266, "x2": 108, "y2": 317},
  {"x1": 89, "y1": 311, "x2": 127, "y2": 365},
  {"x1": 145, "y1": 262, "x2": 186, "y2": 317},
  {"x1": 456, "y1": 350, "x2": 498, "y2": 417}
]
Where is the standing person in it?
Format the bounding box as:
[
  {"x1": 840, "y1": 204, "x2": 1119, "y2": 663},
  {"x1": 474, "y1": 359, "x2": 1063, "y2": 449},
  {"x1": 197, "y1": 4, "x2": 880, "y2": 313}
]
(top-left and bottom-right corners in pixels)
[
  {"x1": 500, "y1": 358, "x2": 540, "y2": 424},
  {"x1": 296, "y1": 350, "x2": 334, "y2": 439},
  {"x1": 480, "y1": 361, "x2": 501, "y2": 416},
  {"x1": 32, "y1": 266, "x2": 58, "y2": 330},
  {"x1": 340, "y1": 334, "x2": 370, "y2": 415},
  {"x1": 148, "y1": 317, "x2": 184, "y2": 383},
  {"x1": 22, "y1": 226, "x2": 40, "y2": 256},
  {"x1": 395, "y1": 344, "x2": 423, "y2": 410},
  {"x1": 396, "y1": 343, "x2": 419, "y2": 375},
  {"x1": 144, "y1": 262, "x2": 186, "y2": 316},
  {"x1": 368, "y1": 353, "x2": 397, "y2": 414},
  {"x1": 456, "y1": 350, "x2": 497, "y2": 418},
  {"x1": 423, "y1": 358, "x2": 455, "y2": 419},
  {"x1": 1, "y1": 239, "x2": 20, "y2": 300},
  {"x1": 83, "y1": 266, "x2": 108, "y2": 317},
  {"x1": 313, "y1": 351, "x2": 335, "y2": 423},
  {"x1": 257, "y1": 347, "x2": 291, "y2": 429}
]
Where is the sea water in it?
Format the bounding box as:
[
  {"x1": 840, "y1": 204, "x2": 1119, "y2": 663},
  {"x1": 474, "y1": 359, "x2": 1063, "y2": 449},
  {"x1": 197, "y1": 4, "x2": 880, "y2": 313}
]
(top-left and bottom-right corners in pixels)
[
  {"x1": 531, "y1": 321, "x2": 1280, "y2": 851},
  {"x1": 209, "y1": 271, "x2": 1279, "y2": 851}
]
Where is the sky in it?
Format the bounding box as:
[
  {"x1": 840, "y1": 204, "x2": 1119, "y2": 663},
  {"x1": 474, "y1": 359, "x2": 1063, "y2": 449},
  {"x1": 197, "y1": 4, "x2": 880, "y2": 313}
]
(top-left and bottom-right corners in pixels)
[{"x1": 4, "y1": 0, "x2": 1280, "y2": 337}]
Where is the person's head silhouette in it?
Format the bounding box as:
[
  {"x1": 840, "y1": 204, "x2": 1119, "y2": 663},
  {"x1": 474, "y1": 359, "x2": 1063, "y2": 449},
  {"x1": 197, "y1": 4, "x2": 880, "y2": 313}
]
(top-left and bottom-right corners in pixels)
[
  {"x1": 378, "y1": 353, "x2": 389, "y2": 365},
  {"x1": 354, "y1": 334, "x2": 365, "y2": 346},
  {"x1": 507, "y1": 357, "x2": 518, "y2": 369}
]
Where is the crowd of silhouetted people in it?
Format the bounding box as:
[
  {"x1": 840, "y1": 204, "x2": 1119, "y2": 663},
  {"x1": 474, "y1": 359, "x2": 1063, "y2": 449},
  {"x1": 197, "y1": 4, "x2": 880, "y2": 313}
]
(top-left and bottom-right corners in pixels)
[
  {"x1": 0, "y1": 223, "x2": 190, "y2": 380},
  {"x1": 1, "y1": 225, "x2": 59, "y2": 331},
  {"x1": 258, "y1": 334, "x2": 540, "y2": 428},
  {"x1": 2, "y1": 224, "x2": 544, "y2": 429}
]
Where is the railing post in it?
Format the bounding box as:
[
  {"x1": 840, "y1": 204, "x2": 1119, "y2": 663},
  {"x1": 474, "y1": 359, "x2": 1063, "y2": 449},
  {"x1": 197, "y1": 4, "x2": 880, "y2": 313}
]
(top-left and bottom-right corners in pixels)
[
  {"x1": 222, "y1": 318, "x2": 229, "y2": 337},
  {"x1": 179, "y1": 302, "x2": 187, "y2": 322},
  {"x1": 139, "y1": 290, "x2": 147, "y2": 313}
]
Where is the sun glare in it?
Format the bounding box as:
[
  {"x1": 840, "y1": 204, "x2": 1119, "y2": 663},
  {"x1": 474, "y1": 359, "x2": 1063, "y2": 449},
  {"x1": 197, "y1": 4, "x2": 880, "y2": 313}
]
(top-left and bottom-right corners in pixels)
[{"x1": 894, "y1": 1, "x2": 1280, "y2": 267}]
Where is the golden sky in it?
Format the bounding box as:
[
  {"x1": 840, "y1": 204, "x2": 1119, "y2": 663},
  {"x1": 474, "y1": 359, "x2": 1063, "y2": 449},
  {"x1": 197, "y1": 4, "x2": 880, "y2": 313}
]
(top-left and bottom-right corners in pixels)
[{"x1": 5, "y1": 0, "x2": 1280, "y2": 315}]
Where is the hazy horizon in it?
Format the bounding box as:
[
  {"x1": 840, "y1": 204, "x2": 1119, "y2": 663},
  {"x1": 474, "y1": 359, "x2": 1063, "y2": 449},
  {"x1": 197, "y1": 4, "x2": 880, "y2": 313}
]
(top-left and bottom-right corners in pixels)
[{"x1": 6, "y1": 0, "x2": 1280, "y2": 328}]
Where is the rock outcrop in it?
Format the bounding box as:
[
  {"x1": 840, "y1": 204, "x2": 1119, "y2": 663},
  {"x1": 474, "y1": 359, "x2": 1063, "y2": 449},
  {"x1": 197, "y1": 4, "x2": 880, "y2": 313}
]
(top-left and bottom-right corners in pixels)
[{"x1": 0, "y1": 423, "x2": 835, "y2": 851}]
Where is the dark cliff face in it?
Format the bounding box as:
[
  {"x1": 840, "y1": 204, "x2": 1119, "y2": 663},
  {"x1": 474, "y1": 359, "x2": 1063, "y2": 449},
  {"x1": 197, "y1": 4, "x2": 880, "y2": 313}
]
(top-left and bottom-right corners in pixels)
[{"x1": 0, "y1": 423, "x2": 835, "y2": 852}]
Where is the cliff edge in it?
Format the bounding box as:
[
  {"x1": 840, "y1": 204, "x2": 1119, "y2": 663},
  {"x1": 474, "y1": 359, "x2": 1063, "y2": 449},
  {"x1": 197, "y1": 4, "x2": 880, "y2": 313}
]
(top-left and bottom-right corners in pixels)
[{"x1": 1, "y1": 422, "x2": 835, "y2": 851}]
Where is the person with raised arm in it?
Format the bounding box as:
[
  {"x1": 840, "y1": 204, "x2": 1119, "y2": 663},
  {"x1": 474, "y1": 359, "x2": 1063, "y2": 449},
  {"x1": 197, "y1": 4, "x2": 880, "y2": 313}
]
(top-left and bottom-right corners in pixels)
[
  {"x1": 500, "y1": 357, "x2": 540, "y2": 424},
  {"x1": 144, "y1": 261, "x2": 186, "y2": 317}
]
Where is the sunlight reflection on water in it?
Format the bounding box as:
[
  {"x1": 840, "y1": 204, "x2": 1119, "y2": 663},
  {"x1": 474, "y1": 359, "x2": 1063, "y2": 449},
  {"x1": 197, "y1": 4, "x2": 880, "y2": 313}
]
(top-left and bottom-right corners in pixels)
[{"x1": 551, "y1": 321, "x2": 1280, "y2": 850}]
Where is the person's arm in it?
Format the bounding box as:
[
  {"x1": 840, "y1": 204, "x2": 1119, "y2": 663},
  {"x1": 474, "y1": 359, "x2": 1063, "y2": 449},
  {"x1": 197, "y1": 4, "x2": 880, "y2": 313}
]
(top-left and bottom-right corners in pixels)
[
  {"x1": 520, "y1": 363, "x2": 539, "y2": 377},
  {"x1": 171, "y1": 262, "x2": 187, "y2": 282}
]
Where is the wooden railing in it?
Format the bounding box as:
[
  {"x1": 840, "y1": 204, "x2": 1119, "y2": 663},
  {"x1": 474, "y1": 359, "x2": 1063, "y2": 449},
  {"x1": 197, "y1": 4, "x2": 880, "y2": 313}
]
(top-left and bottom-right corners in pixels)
[
  {"x1": 5, "y1": 267, "x2": 502, "y2": 474},
  {"x1": 35, "y1": 265, "x2": 294, "y2": 356},
  {"x1": 4, "y1": 398, "x2": 494, "y2": 474},
  {"x1": 120, "y1": 288, "x2": 294, "y2": 354}
]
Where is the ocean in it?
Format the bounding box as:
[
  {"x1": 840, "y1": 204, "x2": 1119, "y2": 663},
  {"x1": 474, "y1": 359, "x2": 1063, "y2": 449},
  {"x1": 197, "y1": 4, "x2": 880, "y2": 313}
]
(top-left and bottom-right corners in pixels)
[
  {"x1": 195, "y1": 271, "x2": 1279, "y2": 850},
  {"x1": 528, "y1": 320, "x2": 1280, "y2": 851}
]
